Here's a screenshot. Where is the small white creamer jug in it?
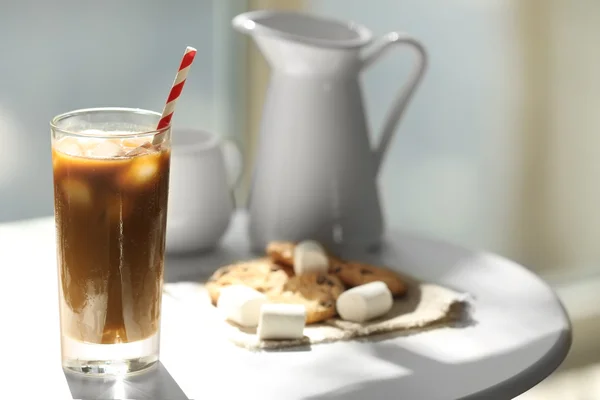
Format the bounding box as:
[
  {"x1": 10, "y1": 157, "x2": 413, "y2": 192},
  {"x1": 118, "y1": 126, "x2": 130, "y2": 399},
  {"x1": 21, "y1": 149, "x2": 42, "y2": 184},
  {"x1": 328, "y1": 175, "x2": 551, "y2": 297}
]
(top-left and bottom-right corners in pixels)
[{"x1": 233, "y1": 10, "x2": 427, "y2": 252}]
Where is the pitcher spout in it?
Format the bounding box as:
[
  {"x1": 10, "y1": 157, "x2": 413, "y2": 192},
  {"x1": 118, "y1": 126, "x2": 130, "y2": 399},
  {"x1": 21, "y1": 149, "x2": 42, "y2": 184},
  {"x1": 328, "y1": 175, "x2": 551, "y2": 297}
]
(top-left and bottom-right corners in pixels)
[
  {"x1": 233, "y1": 11, "x2": 372, "y2": 74},
  {"x1": 233, "y1": 10, "x2": 372, "y2": 48},
  {"x1": 232, "y1": 13, "x2": 258, "y2": 36}
]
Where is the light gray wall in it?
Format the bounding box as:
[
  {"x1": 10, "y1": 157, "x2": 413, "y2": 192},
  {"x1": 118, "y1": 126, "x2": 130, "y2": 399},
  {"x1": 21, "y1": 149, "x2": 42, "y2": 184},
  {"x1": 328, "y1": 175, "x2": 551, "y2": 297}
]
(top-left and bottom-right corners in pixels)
[
  {"x1": 308, "y1": 0, "x2": 525, "y2": 259},
  {"x1": 0, "y1": 0, "x2": 245, "y2": 222},
  {"x1": 0, "y1": 0, "x2": 529, "y2": 264}
]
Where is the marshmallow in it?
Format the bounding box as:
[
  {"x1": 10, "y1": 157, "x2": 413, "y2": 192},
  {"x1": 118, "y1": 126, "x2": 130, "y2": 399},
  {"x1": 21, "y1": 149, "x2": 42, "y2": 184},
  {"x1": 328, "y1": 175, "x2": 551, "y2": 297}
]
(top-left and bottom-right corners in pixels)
[
  {"x1": 293, "y1": 240, "x2": 329, "y2": 275},
  {"x1": 217, "y1": 285, "x2": 267, "y2": 327},
  {"x1": 336, "y1": 281, "x2": 393, "y2": 323},
  {"x1": 257, "y1": 304, "x2": 306, "y2": 340}
]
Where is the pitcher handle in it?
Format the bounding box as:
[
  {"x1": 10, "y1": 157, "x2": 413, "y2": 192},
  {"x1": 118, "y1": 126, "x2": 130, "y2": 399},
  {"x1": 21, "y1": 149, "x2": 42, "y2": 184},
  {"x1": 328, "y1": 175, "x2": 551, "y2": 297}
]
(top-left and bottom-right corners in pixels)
[{"x1": 361, "y1": 32, "x2": 428, "y2": 176}]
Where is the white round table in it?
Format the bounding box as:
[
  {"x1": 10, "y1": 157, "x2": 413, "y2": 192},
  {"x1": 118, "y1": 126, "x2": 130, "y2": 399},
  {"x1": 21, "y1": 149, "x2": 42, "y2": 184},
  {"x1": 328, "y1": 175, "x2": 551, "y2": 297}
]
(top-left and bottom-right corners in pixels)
[{"x1": 0, "y1": 213, "x2": 571, "y2": 399}]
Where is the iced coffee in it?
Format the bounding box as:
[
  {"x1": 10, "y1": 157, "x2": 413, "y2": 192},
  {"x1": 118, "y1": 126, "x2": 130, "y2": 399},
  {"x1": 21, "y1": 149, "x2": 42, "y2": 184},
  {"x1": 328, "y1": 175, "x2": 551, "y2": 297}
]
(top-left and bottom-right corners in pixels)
[{"x1": 51, "y1": 108, "x2": 171, "y2": 375}]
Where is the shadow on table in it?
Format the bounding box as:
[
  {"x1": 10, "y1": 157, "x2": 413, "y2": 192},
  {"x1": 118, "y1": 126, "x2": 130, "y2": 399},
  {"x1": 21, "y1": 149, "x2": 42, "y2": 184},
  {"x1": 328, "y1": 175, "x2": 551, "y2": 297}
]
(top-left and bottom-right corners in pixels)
[
  {"x1": 165, "y1": 244, "x2": 250, "y2": 283},
  {"x1": 163, "y1": 226, "x2": 478, "y2": 286},
  {"x1": 303, "y1": 329, "x2": 571, "y2": 400},
  {"x1": 64, "y1": 361, "x2": 188, "y2": 400}
]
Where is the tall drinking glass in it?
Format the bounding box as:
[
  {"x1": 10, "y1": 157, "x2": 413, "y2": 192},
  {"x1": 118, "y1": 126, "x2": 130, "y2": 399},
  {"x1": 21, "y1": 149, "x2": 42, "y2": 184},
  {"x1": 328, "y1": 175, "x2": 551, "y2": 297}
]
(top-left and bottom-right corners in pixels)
[{"x1": 50, "y1": 108, "x2": 171, "y2": 375}]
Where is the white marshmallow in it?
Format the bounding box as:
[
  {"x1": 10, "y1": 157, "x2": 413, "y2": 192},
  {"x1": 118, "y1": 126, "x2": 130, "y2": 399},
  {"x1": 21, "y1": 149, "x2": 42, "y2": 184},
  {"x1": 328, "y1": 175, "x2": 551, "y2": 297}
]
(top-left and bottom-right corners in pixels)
[
  {"x1": 257, "y1": 304, "x2": 306, "y2": 340},
  {"x1": 336, "y1": 281, "x2": 393, "y2": 323},
  {"x1": 293, "y1": 240, "x2": 329, "y2": 275},
  {"x1": 217, "y1": 285, "x2": 267, "y2": 327}
]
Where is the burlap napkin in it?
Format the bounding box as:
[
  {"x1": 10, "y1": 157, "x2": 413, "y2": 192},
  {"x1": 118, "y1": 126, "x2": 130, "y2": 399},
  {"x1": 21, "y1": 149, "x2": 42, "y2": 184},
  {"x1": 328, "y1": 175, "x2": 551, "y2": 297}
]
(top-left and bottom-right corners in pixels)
[{"x1": 164, "y1": 277, "x2": 470, "y2": 351}]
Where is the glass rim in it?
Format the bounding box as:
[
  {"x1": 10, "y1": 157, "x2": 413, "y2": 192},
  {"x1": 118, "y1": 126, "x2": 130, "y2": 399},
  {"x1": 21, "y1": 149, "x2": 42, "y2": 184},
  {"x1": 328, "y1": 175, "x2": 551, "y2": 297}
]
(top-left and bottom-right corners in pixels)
[{"x1": 50, "y1": 107, "x2": 170, "y2": 138}]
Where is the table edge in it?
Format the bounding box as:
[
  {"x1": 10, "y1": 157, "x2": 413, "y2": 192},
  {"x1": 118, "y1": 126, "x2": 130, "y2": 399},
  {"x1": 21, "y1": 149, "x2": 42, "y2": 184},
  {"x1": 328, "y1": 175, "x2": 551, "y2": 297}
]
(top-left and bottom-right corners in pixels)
[{"x1": 458, "y1": 301, "x2": 572, "y2": 399}]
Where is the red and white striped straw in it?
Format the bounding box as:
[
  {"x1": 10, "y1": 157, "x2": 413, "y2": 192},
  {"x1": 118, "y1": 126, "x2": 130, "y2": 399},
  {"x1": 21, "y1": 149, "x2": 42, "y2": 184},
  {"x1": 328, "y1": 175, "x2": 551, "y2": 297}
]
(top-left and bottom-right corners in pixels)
[{"x1": 153, "y1": 46, "x2": 197, "y2": 143}]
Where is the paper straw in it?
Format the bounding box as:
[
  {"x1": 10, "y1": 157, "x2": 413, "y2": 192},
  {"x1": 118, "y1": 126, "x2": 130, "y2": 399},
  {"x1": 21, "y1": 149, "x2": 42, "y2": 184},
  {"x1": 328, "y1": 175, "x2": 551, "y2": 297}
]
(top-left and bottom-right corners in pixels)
[{"x1": 153, "y1": 46, "x2": 197, "y2": 144}]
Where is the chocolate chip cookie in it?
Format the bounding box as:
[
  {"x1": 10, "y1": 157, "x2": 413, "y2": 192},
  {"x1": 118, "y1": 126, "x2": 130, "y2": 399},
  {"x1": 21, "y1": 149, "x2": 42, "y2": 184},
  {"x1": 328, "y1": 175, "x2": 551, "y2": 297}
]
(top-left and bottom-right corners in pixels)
[
  {"x1": 205, "y1": 258, "x2": 290, "y2": 305},
  {"x1": 267, "y1": 240, "x2": 339, "y2": 268},
  {"x1": 266, "y1": 241, "x2": 297, "y2": 267},
  {"x1": 267, "y1": 272, "x2": 346, "y2": 324},
  {"x1": 331, "y1": 261, "x2": 407, "y2": 296},
  {"x1": 266, "y1": 241, "x2": 406, "y2": 296}
]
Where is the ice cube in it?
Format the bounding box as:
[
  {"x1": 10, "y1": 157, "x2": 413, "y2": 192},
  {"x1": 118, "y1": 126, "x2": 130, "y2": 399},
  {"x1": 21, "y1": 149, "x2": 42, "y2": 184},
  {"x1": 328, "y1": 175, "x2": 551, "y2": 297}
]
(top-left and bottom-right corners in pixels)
[
  {"x1": 54, "y1": 137, "x2": 83, "y2": 156},
  {"x1": 126, "y1": 141, "x2": 154, "y2": 156},
  {"x1": 121, "y1": 138, "x2": 147, "y2": 149},
  {"x1": 121, "y1": 153, "x2": 160, "y2": 187},
  {"x1": 61, "y1": 178, "x2": 92, "y2": 206},
  {"x1": 87, "y1": 140, "x2": 125, "y2": 158}
]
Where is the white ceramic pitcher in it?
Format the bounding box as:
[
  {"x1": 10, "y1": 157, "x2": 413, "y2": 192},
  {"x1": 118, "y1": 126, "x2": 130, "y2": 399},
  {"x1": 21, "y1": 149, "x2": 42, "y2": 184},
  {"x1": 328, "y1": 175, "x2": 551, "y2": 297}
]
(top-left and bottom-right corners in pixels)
[{"x1": 233, "y1": 10, "x2": 427, "y2": 252}]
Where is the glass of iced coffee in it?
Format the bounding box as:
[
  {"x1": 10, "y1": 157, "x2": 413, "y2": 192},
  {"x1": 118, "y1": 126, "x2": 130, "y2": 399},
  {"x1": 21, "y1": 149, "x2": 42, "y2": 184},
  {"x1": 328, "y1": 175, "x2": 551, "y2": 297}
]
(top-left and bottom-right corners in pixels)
[{"x1": 51, "y1": 108, "x2": 171, "y2": 375}]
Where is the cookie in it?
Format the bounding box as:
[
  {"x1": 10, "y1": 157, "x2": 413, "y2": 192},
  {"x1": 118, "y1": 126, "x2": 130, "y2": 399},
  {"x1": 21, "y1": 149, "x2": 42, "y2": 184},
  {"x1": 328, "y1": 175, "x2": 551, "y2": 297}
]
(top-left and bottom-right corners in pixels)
[
  {"x1": 331, "y1": 261, "x2": 407, "y2": 296},
  {"x1": 205, "y1": 258, "x2": 290, "y2": 305},
  {"x1": 267, "y1": 240, "x2": 338, "y2": 268},
  {"x1": 267, "y1": 272, "x2": 345, "y2": 324},
  {"x1": 266, "y1": 241, "x2": 406, "y2": 296},
  {"x1": 283, "y1": 272, "x2": 346, "y2": 299},
  {"x1": 266, "y1": 241, "x2": 296, "y2": 267}
]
